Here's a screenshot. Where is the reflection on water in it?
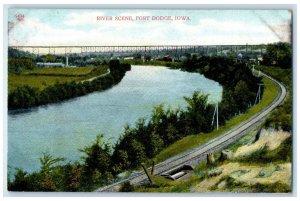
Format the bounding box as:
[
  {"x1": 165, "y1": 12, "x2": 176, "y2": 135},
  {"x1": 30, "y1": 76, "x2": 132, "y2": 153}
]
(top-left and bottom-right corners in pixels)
[
  {"x1": 8, "y1": 65, "x2": 222, "y2": 174},
  {"x1": 8, "y1": 107, "x2": 39, "y2": 116}
]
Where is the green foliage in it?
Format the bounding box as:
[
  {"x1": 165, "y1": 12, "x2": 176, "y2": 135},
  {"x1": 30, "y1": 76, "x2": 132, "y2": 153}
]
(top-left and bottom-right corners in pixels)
[
  {"x1": 263, "y1": 42, "x2": 292, "y2": 68},
  {"x1": 62, "y1": 163, "x2": 83, "y2": 192},
  {"x1": 109, "y1": 59, "x2": 120, "y2": 71},
  {"x1": 256, "y1": 65, "x2": 292, "y2": 131},
  {"x1": 40, "y1": 54, "x2": 57, "y2": 62},
  {"x1": 8, "y1": 85, "x2": 40, "y2": 109},
  {"x1": 81, "y1": 135, "x2": 112, "y2": 177},
  {"x1": 181, "y1": 56, "x2": 260, "y2": 122},
  {"x1": 146, "y1": 131, "x2": 165, "y2": 158},
  {"x1": 8, "y1": 169, "x2": 31, "y2": 191},
  {"x1": 8, "y1": 62, "x2": 129, "y2": 109},
  {"x1": 21, "y1": 66, "x2": 99, "y2": 76},
  {"x1": 8, "y1": 48, "x2": 34, "y2": 58},
  {"x1": 215, "y1": 176, "x2": 291, "y2": 193},
  {"x1": 40, "y1": 153, "x2": 65, "y2": 174},
  {"x1": 111, "y1": 149, "x2": 130, "y2": 173},
  {"x1": 233, "y1": 80, "x2": 252, "y2": 112},
  {"x1": 119, "y1": 181, "x2": 135, "y2": 192},
  {"x1": 8, "y1": 58, "x2": 36, "y2": 72},
  {"x1": 123, "y1": 59, "x2": 181, "y2": 69},
  {"x1": 236, "y1": 136, "x2": 292, "y2": 164},
  {"x1": 184, "y1": 91, "x2": 213, "y2": 133},
  {"x1": 250, "y1": 181, "x2": 291, "y2": 193},
  {"x1": 9, "y1": 57, "x2": 276, "y2": 192},
  {"x1": 8, "y1": 66, "x2": 108, "y2": 93},
  {"x1": 154, "y1": 77, "x2": 278, "y2": 164},
  {"x1": 128, "y1": 139, "x2": 147, "y2": 169}
]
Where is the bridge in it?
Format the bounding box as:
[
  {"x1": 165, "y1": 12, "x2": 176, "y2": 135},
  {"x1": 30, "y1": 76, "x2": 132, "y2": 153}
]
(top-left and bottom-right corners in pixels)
[{"x1": 9, "y1": 44, "x2": 266, "y2": 58}]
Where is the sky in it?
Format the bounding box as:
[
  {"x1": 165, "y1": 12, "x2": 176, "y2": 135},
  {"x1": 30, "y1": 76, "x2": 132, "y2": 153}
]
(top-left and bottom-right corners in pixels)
[{"x1": 8, "y1": 9, "x2": 292, "y2": 46}]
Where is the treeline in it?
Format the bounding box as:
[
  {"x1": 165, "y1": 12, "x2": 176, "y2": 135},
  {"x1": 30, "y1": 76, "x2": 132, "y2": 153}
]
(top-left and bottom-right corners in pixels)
[
  {"x1": 257, "y1": 65, "x2": 292, "y2": 131},
  {"x1": 8, "y1": 56, "x2": 263, "y2": 192},
  {"x1": 262, "y1": 42, "x2": 292, "y2": 69},
  {"x1": 182, "y1": 56, "x2": 261, "y2": 120},
  {"x1": 8, "y1": 58, "x2": 36, "y2": 72},
  {"x1": 8, "y1": 60, "x2": 131, "y2": 109},
  {"x1": 8, "y1": 92, "x2": 215, "y2": 192},
  {"x1": 8, "y1": 48, "x2": 36, "y2": 72}
]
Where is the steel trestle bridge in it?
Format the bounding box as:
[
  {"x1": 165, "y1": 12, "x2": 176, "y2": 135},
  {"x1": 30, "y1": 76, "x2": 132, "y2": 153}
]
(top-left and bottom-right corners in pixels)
[{"x1": 9, "y1": 44, "x2": 266, "y2": 57}]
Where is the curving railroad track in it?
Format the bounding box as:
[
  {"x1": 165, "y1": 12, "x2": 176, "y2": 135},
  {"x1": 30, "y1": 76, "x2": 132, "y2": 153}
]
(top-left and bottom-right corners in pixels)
[{"x1": 96, "y1": 71, "x2": 287, "y2": 192}]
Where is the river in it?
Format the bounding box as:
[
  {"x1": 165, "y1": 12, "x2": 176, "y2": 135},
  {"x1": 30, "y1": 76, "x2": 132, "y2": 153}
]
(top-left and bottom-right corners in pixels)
[{"x1": 8, "y1": 65, "x2": 223, "y2": 175}]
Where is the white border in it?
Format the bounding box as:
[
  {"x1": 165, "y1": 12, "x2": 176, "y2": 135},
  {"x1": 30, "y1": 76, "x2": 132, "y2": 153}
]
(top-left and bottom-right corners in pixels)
[{"x1": 1, "y1": 1, "x2": 299, "y2": 200}]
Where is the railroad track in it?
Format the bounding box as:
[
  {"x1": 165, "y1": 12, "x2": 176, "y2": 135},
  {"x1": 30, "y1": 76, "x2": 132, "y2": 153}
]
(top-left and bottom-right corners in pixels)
[{"x1": 96, "y1": 71, "x2": 287, "y2": 192}]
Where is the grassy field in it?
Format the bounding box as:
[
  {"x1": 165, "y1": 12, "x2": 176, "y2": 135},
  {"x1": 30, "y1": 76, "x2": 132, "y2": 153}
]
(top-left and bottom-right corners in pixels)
[
  {"x1": 134, "y1": 124, "x2": 291, "y2": 193},
  {"x1": 8, "y1": 66, "x2": 109, "y2": 92},
  {"x1": 255, "y1": 65, "x2": 292, "y2": 129},
  {"x1": 151, "y1": 76, "x2": 279, "y2": 164},
  {"x1": 132, "y1": 66, "x2": 291, "y2": 193},
  {"x1": 21, "y1": 66, "x2": 96, "y2": 76}
]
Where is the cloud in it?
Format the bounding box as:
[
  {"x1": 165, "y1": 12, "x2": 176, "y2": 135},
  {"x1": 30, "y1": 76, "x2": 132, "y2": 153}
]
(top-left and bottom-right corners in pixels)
[{"x1": 8, "y1": 12, "x2": 290, "y2": 47}]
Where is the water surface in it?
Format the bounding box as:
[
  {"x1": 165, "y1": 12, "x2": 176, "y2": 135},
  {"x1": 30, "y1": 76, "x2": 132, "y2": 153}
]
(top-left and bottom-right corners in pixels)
[{"x1": 8, "y1": 65, "x2": 222, "y2": 174}]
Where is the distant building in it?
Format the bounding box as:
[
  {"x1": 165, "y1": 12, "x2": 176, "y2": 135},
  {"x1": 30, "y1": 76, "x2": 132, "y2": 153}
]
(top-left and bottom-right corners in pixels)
[
  {"x1": 257, "y1": 56, "x2": 263, "y2": 62},
  {"x1": 36, "y1": 62, "x2": 65, "y2": 68},
  {"x1": 163, "y1": 55, "x2": 172, "y2": 62},
  {"x1": 249, "y1": 58, "x2": 256, "y2": 64},
  {"x1": 124, "y1": 57, "x2": 135, "y2": 60}
]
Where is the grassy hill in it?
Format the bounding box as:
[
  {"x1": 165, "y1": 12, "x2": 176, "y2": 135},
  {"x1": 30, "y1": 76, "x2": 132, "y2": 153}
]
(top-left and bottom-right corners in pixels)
[{"x1": 8, "y1": 66, "x2": 108, "y2": 92}]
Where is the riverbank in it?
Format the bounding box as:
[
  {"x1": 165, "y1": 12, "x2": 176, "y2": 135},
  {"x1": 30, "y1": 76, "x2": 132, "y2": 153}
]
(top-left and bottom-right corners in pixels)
[
  {"x1": 8, "y1": 58, "x2": 269, "y2": 192},
  {"x1": 8, "y1": 65, "x2": 222, "y2": 185},
  {"x1": 8, "y1": 61, "x2": 130, "y2": 109},
  {"x1": 122, "y1": 59, "x2": 181, "y2": 69},
  {"x1": 79, "y1": 69, "x2": 110, "y2": 83},
  {"x1": 151, "y1": 77, "x2": 278, "y2": 164},
  {"x1": 130, "y1": 65, "x2": 291, "y2": 193},
  {"x1": 96, "y1": 60, "x2": 282, "y2": 192},
  {"x1": 8, "y1": 66, "x2": 109, "y2": 92}
]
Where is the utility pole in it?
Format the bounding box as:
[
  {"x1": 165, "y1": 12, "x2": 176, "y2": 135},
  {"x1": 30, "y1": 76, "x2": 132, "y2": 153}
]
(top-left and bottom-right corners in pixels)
[
  {"x1": 211, "y1": 102, "x2": 219, "y2": 130},
  {"x1": 255, "y1": 83, "x2": 264, "y2": 104},
  {"x1": 216, "y1": 102, "x2": 219, "y2": 130},
  {"x1": 141, "y1": 163, "x2": 153, "y2": 184}
]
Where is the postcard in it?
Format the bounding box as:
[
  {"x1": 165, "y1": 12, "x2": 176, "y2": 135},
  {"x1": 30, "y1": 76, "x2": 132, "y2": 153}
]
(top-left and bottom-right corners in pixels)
[{"x1": 5, "y1": 6, "x2": 293, "y2": 193}]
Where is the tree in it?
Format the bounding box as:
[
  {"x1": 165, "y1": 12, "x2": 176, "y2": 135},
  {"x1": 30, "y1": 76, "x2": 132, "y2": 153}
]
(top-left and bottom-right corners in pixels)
[
  {"x1": 8, "y1": 85, "x2": 39, "y2": 109},
  {"x1": 109, "y1": 59, "x2": 120, "y2": 72},
  {"x1": 39, "y1": 153, "x2": 65, "y2": 191},
  {"x1": 8, "y1": 169, "x2": 30, "y2": 191},
  {"x1": 41, "y1": 54, "x2": 57, "y2": 62},
  {"x1": 233, "y1": 80, "x2": 251, "y2": 112},
  {"x1": 184, "y1": 91, "x2": 211, "y2": 133},
  {"x1": 127, "y1": 139, "x2": 147, "y2": 168},
  {"x1": 114, "y1": 125, "x2": 147, "y2": 169},
  {"x1": 63, "y1": 163, "x2": 83, "y2": 192},
  {"x1": 263, "y1": 42, "x2": 292, "y2": 68},
  {"x1": 111, "y1": 149, "x2": 130, "y2": 173},
  {"x1": 40, "y1": 153, "x2": 65, "y2": 174},
  {"x1": 219, "y1": 89, "x2": 237, "y2": 120},
  {"x1": 160, "y1": 123, "x2": 178, "y2": 146},
  {"x1": 147, "y1": 131, "x2": 164, "y2": 157},
  {"x1": 81, "y1": 135, "x2": 111, "y2": 176},
  {"x1": 8, "y1": 58, "x2": 36, "y2": 72}
]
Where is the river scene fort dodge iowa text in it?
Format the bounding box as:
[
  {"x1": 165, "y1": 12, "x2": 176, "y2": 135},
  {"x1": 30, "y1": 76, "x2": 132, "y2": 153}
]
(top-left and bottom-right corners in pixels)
[{"x1": 6, "y1": 8, "x2": 293, "y2": 193}]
